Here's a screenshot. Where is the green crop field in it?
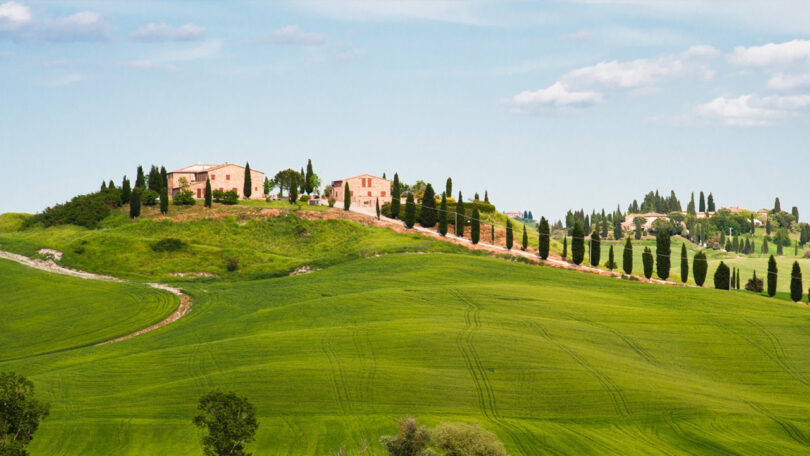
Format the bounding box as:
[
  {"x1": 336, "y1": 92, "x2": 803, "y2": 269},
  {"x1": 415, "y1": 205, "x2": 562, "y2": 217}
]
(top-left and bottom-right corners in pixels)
[{"x1": 3, "y1": 250, "x2": 810, "y2": 455}]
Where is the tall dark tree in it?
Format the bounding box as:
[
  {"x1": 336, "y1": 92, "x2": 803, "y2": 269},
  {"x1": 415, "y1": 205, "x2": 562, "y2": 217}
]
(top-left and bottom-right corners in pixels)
[
  {"x1": 693, "y1": 251, "x2": 708, "y2": 286},
  {"x1": 777, "y1": 232, "x2": 784, "y2": 256},
  {"x1": 121, "y1": 176, "x2": 131, "y2": 204},
  {"x1": 160, "y1": 183, "x2": 169, "y2": 215},
  {"x1": 445, "y1": 177, "x2": 452, "y2": 198},
  {"x1": 205, "y1": 178, "x2": 212, "y2": 208},
  {"x1": 699, "y1": 191, "x2": 706, "y2": 213},
  {"x1": 767, "y1": 255, "x2": 778, "y2": 297},
  {"x1": 762, "y1": 236, "x2": 770, "y2": 254},
  {"x1": 505, "y1": 219, "x2": 513, "y2": 250},
  {"x1": 590, "y1": 231, "x2": 601, "y2": 266},
  {"x1": 656, "y1": 231, "x2": 671, "y2": 280},
  {"x1": 680, "y1": 243, "x2": 688, "y2": 283},
  {"x1": 101, "y1": 181, "x2": 107, "y2": 191},
  {"x1": 147, "y1": 165, "x2": 161, "y2": 192},
  {"x1": 737, "y1": 268, "x2": 741, "y2": 289},
  {"x1": 774, "y1": 197, "x2": 782, "y2": 213},
  {"x1": 193, "y1": 390, "x2": 258, "y2": 456},
  {"x1": 792, "y1": 206, "x2": 800, "y2": 223},
  {"x1": 376, "y1": 198, "x2": 381, "y2": 220},
  {"x1": 613, "y1": 218, "x2": 622, "y2": 240},
  {"x1": 135, "y1": 165, "x2": 145, "y2": 189},
  {"x1": 342, "y1": 182, "x2": 350, "y2": 211},
  {"x1": 623, "y1": 238, "x2": 633, "y2": 275},
  {"x1": 419, "y1": 184, "x2": 437, "y2": 227},
  {"x1": 404, "y1": 193, "x2": 416, "y2": 228},
  {"x1": 108, "y1": 179, "x2": 115, "y2": 189},
  {"x1": 305, "y1": 159, "x2": 314, "y2": 194},
  {"x1": 606, "y1": 245, "x2": 616, "y2": 270},
  {"x1": 731, "y1": 268, "x2": 736, "y2": 290},
  {"x1": 707, "y1": 193, "x2": 715, "y2": 212},
  {"x1": 572, "y1": 222, "x2": 585, "y2": 265},
  {"x1": 642, "y1": 247, "x2": 654, "y2": 279},
  {"x1": 299, "y1": 167, "x2": 306, "y2": 194},
  {"x1": 521, "y1": 225, "x2": 528, "y2": 251},
  {"x1": 562, "y1": 236, "x2": 568, "y2": 259},
  {"x1": 0, "y1": 371, "x2": 50, "y2": 455},
  {"x1": 391, "y1": 173, "x2": 401, "y2": 219},
  {"x1": 439, "y1": 194, "x2": 448, "y2": 236},
  {"x1": 791, "y1": 261, "x2": 803, "y2": 302},
  {"x1": 471, "y1": 208, "x2": 480, "y2": 245},
  {"x1": 714, "y1": 262, "x2": 730, "y2": 290},
  {"x1": 289, "y1": 174, "x2": 299, "y2": 205},
  {"x1": 129, "y1": 188, "x2": 141, "y2": 219},
  {"x1": 455, "y1": 192, "x2": 465, "y2": 237},
  {"x1": 243, "y1": 162, "x2": 253, "y2": 199},
  {"x1": 484, "y1": 190, "x2": 489, "y2": 203},
  {"x1": 538, "y1": 216, "x2": 550, "y2": 259},
  {"x1": 160, "y1": 166, "x2": 168, "y2": 190}
]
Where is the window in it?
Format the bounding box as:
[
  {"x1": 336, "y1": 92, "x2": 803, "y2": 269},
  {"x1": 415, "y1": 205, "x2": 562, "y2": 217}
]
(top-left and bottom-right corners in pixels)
[
  {"x1": 368, "y1": 178, "x2": 373, "y2": 186},
  {"x1": 368, "y1": 191, "x2": 372, "y2": 196},
  {"x1": 254, "y1": 186, "x2": 257, "y2": 191},
  {"x1": 197, "y1": 189, "x2": 202, "y2": 198},
  {"x1": 381, "y1": 191, "x2": 386, "y2": 197},
  {"x1": 350, "y1": 191, "x2": 354, "y2": 197},
  {"x1": 211, "y1": 174, "x2": 216, "y2": 180},
  {"x1": 226, "y1": 175, "x2": 231, "y2": 180}
]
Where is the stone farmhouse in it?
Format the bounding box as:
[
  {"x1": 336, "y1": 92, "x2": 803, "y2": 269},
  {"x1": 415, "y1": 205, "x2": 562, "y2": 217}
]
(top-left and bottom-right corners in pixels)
[
  {"x1": 330, "y1": 174, "x2": 392, "y2": 208},
  {"x1": 621, "y1": 212, "x2": 667, "y2": 232},
  {"x1": 167, "y1": 163, "x2": 264, "y2": 200}
]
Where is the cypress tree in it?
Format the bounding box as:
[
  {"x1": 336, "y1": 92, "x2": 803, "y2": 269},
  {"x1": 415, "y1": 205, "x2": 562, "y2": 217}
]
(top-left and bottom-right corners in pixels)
[
  {"x1": 305, "y1": 159, "x2": 314, "y2": 194},
  {"x1": 455, "y1": 192, "x2": 465, "y2": 237},
  {"x1": 606, "y1": 245, "x2": 616, "y2": 270},
  {"x1": 572, "y1": 222, "x2": 585, "y2": 265},
  {"x1": 792, "y1": 206, "x2": 800, "y2": 222},
  {"x1": 731, "y1": 268, "x2": 736, "y2": 290},
  {"x1": 777, "y1": 233, "x2": 784, "y2": 256},
  {"x1": 762, "y1": 237, "x2": 769, "y2": 254},
  {"x1": 243, "y1": 162, "x2": 253, "y2": 199},
  {"x1": 521, "y1": 225, "x2": 528, "y2": 251},
  {"x1": 484, "y1": 190, "x2": 489, "y2": 203},
  {"x1": 791, "y1": 261, "x2": 803, "y2": 302},
  {"x1": 680, "y1": 243, "x2": 688, "y2": 283},
  {"x1": 439, "y1": 194, "x2": 448, "y2": 236},
  {"x1": 538, "y1": 216, "x2": 550, "y2": 260},
  {"x1": 376, "y1": 198, "x2": 381, "y2": 220},
  {"x1": 774, "y1": 197, "x2": 781, "y2": 213},
  {"x1": 160, "y1": 166, "x2": 168, "y2": 190},
  {"x1": 445, "y1": 178, "x2": 452, "y2": 198},
  {"x1": 613, "y1": 218, "x2": 622, "y2": 240},
  {"x1": 147, "y1": 165, "x2": 161, "y2": 192},
  {"x1": 737, "y1": 268, "x2": 741, "y2": 289},
  {"x1": 714, "y1": 262, "x2": 730, "y2": 290},
  {"x1": 343, "y1": 182, "x2": 350, "y2": 211},
  {"x1": 642, "y1": 247, "x2": 654, "y2": 279},
  {"x1": 300, "y1": 167, "x2": 306, "y2": 193},
  {"x1": 419, "y1": 184, "x2": 437, "y2": 227},
  {"x1": 101, "y1": 181, "x2": 107, "y2": 191},
  {"x1": 391, "y1": 173, "x2": 401, "y2": 218},
  {"x1": 699, "y1": 191, "x2": 706, "y2": 213},
  {"x1": 707, "y1": 193, "x2": 715, "y2": 212},
  {"x1": 506, "y1": 219, "x2": 513, "y2": 250},
  {"x1": 108, "y1": 179, "x2": 115, "y2": 189},
  {"x1": 135, "y1": 165, "x2": 145, "y2": 189},
  {"x1": 491, "y1": 224, "x2": 495, "y2": 244},
  {"x1": 590, "y1": 231, "x2": 601, "y2": 266},
  {"x1": 160, "y1": 183, "x2": 169, "y2": 215},
  {"x1": 121, "y1": 176, "x2": 131, "y2": 204},
  {"x1": 289, "y1": 175, "x2": 299, "y2": 205},
  {"x1": 404, "y1": 193, "x2": 416, "y2": 228},
  {"x1": 767, "y1": 255, "x2": 778, "y2": 297},
  {"x1": 205, "y1": 178, "x2": 212, "y2": 208},
  {"x1": 623, "y1": 237, "x2": 633, "y2": 275},
  {"x1": 693, "y1": 251, "x2": 708, "y2": 286},
  {"x1": 766, "y1": 218, "x2": 772, "y2": 235},
  {"x1": 562, "y1": 236, "x2": 568, "y2": 259},
  {"x1": 129, "y1": 188, "x2": 141, "y2": 219},
  {"x1": 263, "y1": 177, "x2": 271, "y2": 196},
  {"x1": 656, "y1": 231, "x2": 671, "y2": 280},
  {"x1": 471, "y1": 208, "x2": 480, "y2": 245}
]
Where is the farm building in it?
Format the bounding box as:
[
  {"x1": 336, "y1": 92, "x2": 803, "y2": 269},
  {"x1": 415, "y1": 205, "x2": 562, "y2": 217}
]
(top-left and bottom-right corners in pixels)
[
  {"x1": 330, "y1": 174, "x2": 392, "y2": 208},
  {"x1": 621, "y1": 212, "x2": 667, "y2": 231},
  {"x1": 167, "y1": 163, "x2": 264, "y2": 200}
]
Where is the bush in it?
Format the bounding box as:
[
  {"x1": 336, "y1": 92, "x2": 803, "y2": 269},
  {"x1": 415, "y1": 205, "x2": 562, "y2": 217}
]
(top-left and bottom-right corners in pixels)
[
  {"x1": 432, "y1": 422, "x2": 506, "y2": 456},
  {"x1": 714, "y1": 261, "x2": 730, "y2": 290},
  {"x1": 151, "y1": 238, "x2": 187, "y2": 252},
  {"x1": 328, "y1": 197, "x2": 336, "y2": 208},
  {"x1": 226, "y1": 257, "x2": 239, "y2": 272},
  {"x1": 141, "y1": 189, "x2": 159, "y2": 206},
  {"x1": 299, "y1": 195, "x2": 310, "y2": 203},
  {"x1": 173, "y1": 190, "x2": 196, "y2": 205},
  {"x1": 745, "y1": 272, "x2": 764, "y2": 293},
  {"x1": 24, "y1": 190, "x2": 119, "y2": 229},
  {"x1": 221, "y1": 190, "x2": 239, "y2": 205}
]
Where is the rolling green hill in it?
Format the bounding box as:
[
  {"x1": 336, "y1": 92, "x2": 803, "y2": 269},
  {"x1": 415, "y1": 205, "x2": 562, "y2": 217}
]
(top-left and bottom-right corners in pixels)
[{"x1": 3, "y1": 251, "x2": 810, "y2": 455}]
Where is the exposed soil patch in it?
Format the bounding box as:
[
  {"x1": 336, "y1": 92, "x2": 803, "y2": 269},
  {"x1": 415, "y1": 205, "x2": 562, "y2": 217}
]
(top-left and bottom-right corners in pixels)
[{"x1": 37, "y1": 248, "x2": 63, "y2": 261}]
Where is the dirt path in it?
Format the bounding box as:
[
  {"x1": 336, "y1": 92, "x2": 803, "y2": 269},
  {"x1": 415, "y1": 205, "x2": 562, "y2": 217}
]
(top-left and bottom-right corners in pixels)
[{"x1": 0, "y1": 249, "x2": 192, "y2": 345}]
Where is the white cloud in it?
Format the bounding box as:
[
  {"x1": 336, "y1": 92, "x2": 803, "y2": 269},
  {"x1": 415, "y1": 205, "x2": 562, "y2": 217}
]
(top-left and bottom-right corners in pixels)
[
  {"x1": 507, "y1": 82, "x2": 604, "y2": 111},
  {"x1": 290, "y1": 0, "x2": 489, "y2": 24},
  {"x1": 696, "y1": 94, "x2": 810, "y2": 126},
  {"x1": 0, "y1": 1, "x2": 31, "y2": 31},
  {"x1": 43, "y1": 72, "x2": 88, "y2": 88},
  {"x1": 767, "y1": 72, "x2": 810, "y2": 91},
  {"x1": 131, "y1": 23, "x2": 207, "y2": 42},
  {"x1": 121, "y1": 39, "x2": 221, "y2": 71},
  {"x1": 40, "y1": 11, "x2": 109, "y2": 42},
  {"x1": 260, "y1": 25, "x2": 325, "y2": 45},
  {"x1": 729, "y1": 39, "x2": 810, "y2": 67}
]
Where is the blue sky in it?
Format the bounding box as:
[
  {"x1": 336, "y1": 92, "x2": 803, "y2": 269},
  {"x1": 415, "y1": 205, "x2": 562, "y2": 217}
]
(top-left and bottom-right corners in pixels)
[{"x1": 2, "y1": 1, "x2": 809, "y2": 221}]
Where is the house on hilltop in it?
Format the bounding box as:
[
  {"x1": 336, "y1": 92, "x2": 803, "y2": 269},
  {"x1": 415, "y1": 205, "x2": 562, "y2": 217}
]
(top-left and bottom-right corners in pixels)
[
  {"x1": 167, "y1": 163, "x2": 264, "y2": 200},
  {"x1": 330, "y1": 174, "x2": 392, "y2": 208},
  {"x1": 621, "y1": 212, "x2": 667, "y2": 231}
]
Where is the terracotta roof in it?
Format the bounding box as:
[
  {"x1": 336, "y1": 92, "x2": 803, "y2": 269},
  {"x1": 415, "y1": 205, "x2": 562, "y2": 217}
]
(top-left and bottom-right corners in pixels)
[
  {"x1": 334, "y1": 174, "x2": 391, "y2": 183},
  {"x1": 169, "y1": 163, "x2": 263, "y2": 174}
]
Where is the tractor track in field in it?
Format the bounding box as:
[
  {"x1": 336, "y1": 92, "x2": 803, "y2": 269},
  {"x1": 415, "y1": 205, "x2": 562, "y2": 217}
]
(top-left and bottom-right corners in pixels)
[
  {"x1": 560, "y1": 311, "x2": 658, "y2": 366},
  {"x1": 350, "y1": 327, "x2": 377, "y2": 411},
  {"x1": 744, "y1": 400, "x2": 810, "y2": 447},
  {"x1": 451, "y1": 289, "x2": 547, "y2": 456},
  {"x1": 0, "y1": 249, "x2": 192, "y2": 346},
  {"x1": 320, "y1": 328, "x2": 352, "y2": 413},
  {"x1": 663, "y1": 411, "x2": 738, "y2": 455}
]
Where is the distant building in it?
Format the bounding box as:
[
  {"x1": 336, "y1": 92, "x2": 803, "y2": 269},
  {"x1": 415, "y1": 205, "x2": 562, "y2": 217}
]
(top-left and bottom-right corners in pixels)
[
  {"x1": 167, "y1": 163, "x2": 264, "y2": 200},
  {"x1": 621, "y1": 212, "x2": 667, "y2": 231},
  {"x1": 330, "y1": 174, "x2": 392, "y2": 208},
  {"x1": 503, "y1": 211, "x2": 522, "y2": 219}
]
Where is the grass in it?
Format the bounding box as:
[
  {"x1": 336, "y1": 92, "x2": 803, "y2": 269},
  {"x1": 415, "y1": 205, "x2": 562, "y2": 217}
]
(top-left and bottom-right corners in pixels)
[
  {"x1": 0, "y1": 258, "x2": 177, "y2": 361},
  {"x1": 4, "y1": 252, "x2": 810, "y2": 455}
]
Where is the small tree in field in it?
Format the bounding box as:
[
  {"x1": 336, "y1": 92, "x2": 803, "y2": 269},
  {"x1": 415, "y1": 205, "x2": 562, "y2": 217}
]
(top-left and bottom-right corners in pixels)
[
  {"x1": 538, "y1": 216, "x2": 550, "y2": 259},
  {"x1": 289, "y1": 175, "x2": 299, "y2": 206},
  {"x1": 572, "y1": 222, "x2": 585, "y2": 265},
  {"x1": 404, "y1": 193, "x2": 416, "y2": 228},
  {"x1": 193, "y1": 390, "x2": 258, "y2": 456},
  {"x1": 391, "y1": 173, "x2": 401, "y2": 219},
  {"x1": 263, "y1": 177, "x2": 271, "y2": 196},
  {"x1": 343, "y1": 182, "x2": 350, "y2": 211},
  {"x1": 205, "y1": 178, "x2": 212, "y2": 208},
  {"x1": 445, "y1": 177, "x2": 452, "y2": 198},
  {"x1": 0, "y1": 371, "x2": 50, "y2": 455},
  {"x1": 589, "y1": 230, "x2": 601, "y2": 266},
  {"x1": 521, "y1": 225, "x2": 528, "y2": 251},
  {"x1": 623, "y1": 237, "x2": 633, "y2": 275},
  {"x1": 693, "y1": 251, "x2": 708, "y2": 286},
  {"x1": 767, "y1": 255, "x2": 778, "y2": 297},
  {"x1": 642, "y1": 247, "x2": 654, "y2": 279},
  {"x1": 471, "y1": 208, "x2": 480, "y2": 244},
  {"x1": 160, "y1": 182, "x2": 169, "y2": 215},
  {"x1": 714, "y1": 262, "x2": 730, "y2": 290},
  {"x1": 505, "y1": 219, "x2": 513, "y2": 250},
  {"x1": 376, "y1": 198, "x2": 381, "y2": 220},
  {"x1": 379, "y1": 417, "x2": 432, "y2": 456},
  {"x1": 746, "y1": 271, "x2": 764, "y2": 293},
  {"x1": 305, "y1": 159, "x2": 314, "y2": 194},
  {"x1": 680, "y1": 243, "x2": 688, "y2": 283},
  {"x1": 243, "y1": 162, "x2": 252, "y2": 199},
  {"x1": 129, "y1": 188, "x2": 141, "y2": 219},
  {"x1": 606, "y1": 245, "x2": 617, "y2": 270},
  {"x1": 455, "y1": 192, "x2": 465, "y2": 237},
  {"x1": 562, "y1": 236, "x2": 568, "y2": 259},
  {"x1": 656, "y1": 231, "x2": 671, "y2": 280},
  {"x1": 791, "y1": 261, "x2": 803, "y2": 302},
  {"x1": 419, "y1": 184, "x2": 437, "y2": 227},
  {"x1": 121, "y1": 176, "x2": 132, "y2": 204},
  {"x1": 439, "y1": 194, "x2": 448, "y2": 236}
]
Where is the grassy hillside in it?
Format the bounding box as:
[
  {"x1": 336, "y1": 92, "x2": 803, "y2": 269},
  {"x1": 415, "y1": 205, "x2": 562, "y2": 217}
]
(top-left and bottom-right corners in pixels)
[
  {"x1": 0, "y1": 258, "x2": 177, "y2": 361},
  {"x1": 3, "y1": 253, "x2": 810, "y2": 454}
]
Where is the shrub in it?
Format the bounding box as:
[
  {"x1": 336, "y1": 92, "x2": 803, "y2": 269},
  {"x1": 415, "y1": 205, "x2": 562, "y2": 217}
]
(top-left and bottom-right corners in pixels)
[
  {"x1": 432, "y1": 422, "x2": 506, "y2": 456},
  {"x1": 221, "y1": 190, "x2": 239, "y2": 205},
  {"x1": 151, "y1": 238, "x2": 187, "y2": 253},
  {"x1": 693, "y1": 251, "x2": 708, "y2": 286},
  {"x1": 213, "y1": 189, "x2": 225, "y2": 203},
  {"x1": 714, "y1": 261, "x2": 730, "y2": 290},
  {"x1": 141, "y1": 189, "x2": 159, "y2": 206},
  {"x1": 642, "y1": 247, "x2": 654, "y2": 279},
  {"x1": 299, "y1": 195, "x2": 310, "y2": 203},
  {"x1": 226, "y1": 257, "x2": 239, "y2": 272},
  {"x1": 24, "y1": 190, "x2": 117, "y2": 229},
  {"x1": 745, "y1": 271, "x2": 764, "y2": 293},
  {"x1": 328, "y1": 198, "x2": 336, "y2": 208},
  {"x1": 173, "y1": 190, "x2": 196, "y2": 205},
  {"x1": 379, "y1": 417, "x2": 432, "y2": 456},
  {"x1": 571, "y1": 222, "x2": 585, "y2": 265}
]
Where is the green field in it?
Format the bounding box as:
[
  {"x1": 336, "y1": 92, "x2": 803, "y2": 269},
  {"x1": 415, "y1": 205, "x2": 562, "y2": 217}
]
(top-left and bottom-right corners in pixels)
[{"x1": 3, "y1": 251, "x2": 810, "y2": 454}]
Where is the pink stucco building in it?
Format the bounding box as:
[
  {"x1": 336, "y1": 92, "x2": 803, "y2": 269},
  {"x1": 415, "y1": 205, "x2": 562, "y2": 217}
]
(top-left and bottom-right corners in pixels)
[
  {"x1": 330, "y1": 174, "x2": 392, "y2": 208},
  {"x1": 167, "y1": 163, "x2": 264, "y2": 200}
]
